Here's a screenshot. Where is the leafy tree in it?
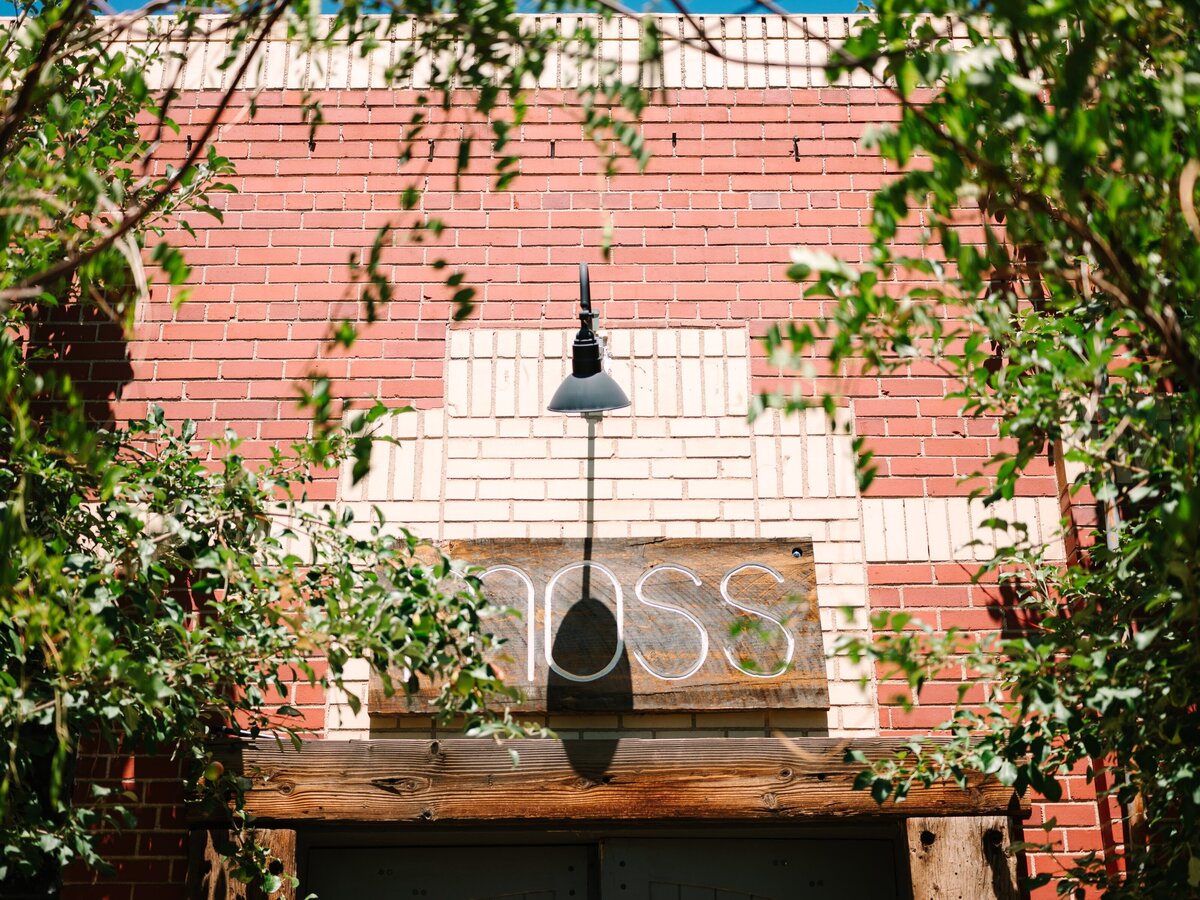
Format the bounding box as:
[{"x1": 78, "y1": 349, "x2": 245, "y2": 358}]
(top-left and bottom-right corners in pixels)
[
  {"x1": 763, "y1": 1, "x2": 1200, "y2": 896},
  {"x1": 0, "y1": 0, "x2": 654, "y2": 892}
]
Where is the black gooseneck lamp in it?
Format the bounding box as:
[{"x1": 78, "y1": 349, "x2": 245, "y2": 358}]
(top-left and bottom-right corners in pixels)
[{"x1": 547, "y1": 263, "x2": 630, "y2": 414}]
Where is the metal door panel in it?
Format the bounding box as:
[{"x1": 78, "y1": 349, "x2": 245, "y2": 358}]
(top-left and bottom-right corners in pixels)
[
  {"x1": 304, "y1": 845, "x2": 589, "y2": 900},
  {"x1": 601, "y1": 839, "x2": 897, "y2": 900}
]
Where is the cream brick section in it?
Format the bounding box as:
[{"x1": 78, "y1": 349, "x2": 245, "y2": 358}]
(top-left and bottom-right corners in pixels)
[
  {"x1": 326, "y1": 327, "x2": 1070, "y2": 739},
  {"x1": 114, "y1": 13, "x2": 964, "y2": 92},
  {"x1": 860, "y1": 497, "x2": 1066, "y2": 564},
  {"x1": 330, "y1": 325, "x2": 876, "y2": 739}
]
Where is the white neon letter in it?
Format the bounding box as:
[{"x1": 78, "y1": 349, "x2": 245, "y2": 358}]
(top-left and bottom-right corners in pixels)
[
  {"x1": 480, "y1": 565, "x2": 537, "y2": 682},
  {"x1": 719, "y1": 563, "x2": 795, "y2": 678},
  {"x1": 544, "y1": 561, "x2": 624, "y2": 683},
  {"x1": 632, "y1": 565, "x2": 709, "y2": 681}
]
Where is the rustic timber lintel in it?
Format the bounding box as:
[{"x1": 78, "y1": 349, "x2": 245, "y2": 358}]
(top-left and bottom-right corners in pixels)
[{"x1": 191, "y1": 737, "x2": 1026, "y2": 825}]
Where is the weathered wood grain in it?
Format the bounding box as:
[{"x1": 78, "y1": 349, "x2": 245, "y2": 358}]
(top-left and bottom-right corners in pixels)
[
  {"x1": 906, "y1": 816, "x2": 1020, "y2": 900},
  {"x1": 193, "y1": 738, "x2": 1024, "y2": 825},
  {"x1": 187, "y1": 828, "x2": 296, "y2": 900},
  {"x1": 372, "y1": 538, "x2": 828, "y2": 715}
]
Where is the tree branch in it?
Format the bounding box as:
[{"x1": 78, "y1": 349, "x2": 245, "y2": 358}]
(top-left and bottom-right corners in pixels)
[{"x1": 16, "y1": 0, "x2": 289, "y2": 294}]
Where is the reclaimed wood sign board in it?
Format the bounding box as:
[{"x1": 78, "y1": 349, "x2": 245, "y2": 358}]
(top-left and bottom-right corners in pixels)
[{"x1": 370, "y1": 538, "x2": 827, "y2": 714}]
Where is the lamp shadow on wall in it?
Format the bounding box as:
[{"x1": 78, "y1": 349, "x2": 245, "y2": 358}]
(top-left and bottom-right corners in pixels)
[{"x1": 547, "y1": 413, "x2": 632, "y2": 782}]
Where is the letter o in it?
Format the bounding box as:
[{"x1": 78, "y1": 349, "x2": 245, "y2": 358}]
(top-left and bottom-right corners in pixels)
[{"x1": 544, "y1": 561, "x2": 624, "y2": 683}]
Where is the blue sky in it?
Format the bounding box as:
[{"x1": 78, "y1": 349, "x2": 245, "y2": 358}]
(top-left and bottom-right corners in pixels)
[{"x1": 96, "y1": 1, "x2": 864, "y2": 13}]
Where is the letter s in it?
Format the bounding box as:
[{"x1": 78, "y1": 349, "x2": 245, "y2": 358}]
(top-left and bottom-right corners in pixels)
[
  {"x1": 633, "y1": 565, "x2": 710, "y2": 681},
  {"x1": 719, "y1": 563, "x2": 795, "y2": 678}
]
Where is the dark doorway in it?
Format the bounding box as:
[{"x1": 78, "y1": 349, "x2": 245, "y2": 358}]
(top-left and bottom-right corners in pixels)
[{"x1": 302, "y1": 836, "x2": 899, "y2": 899}]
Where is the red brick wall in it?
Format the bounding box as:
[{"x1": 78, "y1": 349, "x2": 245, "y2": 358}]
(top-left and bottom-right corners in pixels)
[{"x1": 59, "y1": 82, "x2": 1115, "y2": 898}]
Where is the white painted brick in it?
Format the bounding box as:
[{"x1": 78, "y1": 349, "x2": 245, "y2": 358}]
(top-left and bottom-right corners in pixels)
[
  {"x1": 447, "y1": 417, "x2": 499, "y2": 438},
  {"x1": 806, "y1": 435, "x2": 830, "y2": 498},
  {"x1": 444, "y1": 500, "x2": 511, "y2": 522},
  {"x1": 446, "y1": 438, "x2": 481, "y2": 459},
  {"x1": 947, "y1": 498, "x2": 974, "y2": 559},
  {"x1": 925, "y1": 497, "x2": 951, "y2": 560},
  {"x1": 756, "y1": 500, "x2": 791, "y2": 522},
  {"x1": 423, "y1": 408, "x2": 445, "y2": 438},
  {"x1": 779, "y1": 435, "x2": 805, "y2": 498},
  {"x1": 633, "y1": 329, "x2": 654, "y2": 357},
  {"x1": 519, "y1": 329, "x2": 541, "y2": 359},
  {"x1": 480, "y1": 480, "x2": 545, "y2": 501},
  {"x1": 608, "y1": 459, "x2": 651, "y2": 479},
  {"x1": 726, "y1": 354, "x2": 749, "y2": 415},
  {"x1": 717, "y1": 417, "x2": 752, "y2": 438},
  {"x1": 805, "y1": 407, "x2": 826, "y2": 435},
  {"x1": 531, "y1": 417, "x2": 568, "y2": 439},
  {"x1": 632, "y1": 360, "x2": 654, "y2": 416},
  {"x1": 544, "y1": 329, "x2": 565, "y2": 358},
  {"x1": 685, "y1": 438, "x2": 750, "y2": 458},
  {"x1": 669, "y1": 418, "x2": 720, "y2": 438},
  {"x1": 1014, "y1": 496, "x2": 1039, "y2": 545},
  {"x1": 720, "y1": 457, "x2": 752, "y2": 479},
  {"x1": 817, "y1": 584, "x2": 868, "y2": 608},
  {"x1": 657, "y1": 329, "x2": 677, "y2": 356},
  {"x1": 792, "y1": 498, "x2": 859, "y2": 520},
  {"x1": 832, "y1": 435, "x2": 857, "y2": 497},
  {"x1": 512, "y1": 457, "x2": 580, "y2": 479},
  {"x1": 903, "y1": 497, "x2": 930, "y2": 561},
  {"x1": 654, "y1": 458, "x2": 718, "y2": 479},
  {"x1": 391, "y1": 439, "x2": 417, "y2": 501},
  {"x1": 418, "y1": 438, "x2": 443, "y2": 501},
  {"x1": 445, "y1": 357, "x2": 470, "y2": 416},
  {"x1": 473, "y1": 329, "x2": 494, "y2": 358},
  {"x1": 493, "y1": 357, "x2": 516, "y2": 417},
  {"x1": 469, "y1": 357, "x2": 493, "y2": 417},
  {"x1": 861, "y1": 500, "x2": 885, "y2": 562},
  {"x1": 882, "y1": 498, "x2": 907, "y2": 561},
  {"x1": 621, "y1": 437, "x2": 686, "y2": 459},
  {"x1": 969, "y1": 497, "x2": 993, "y2": 560},
  {"x1": 679, "y1": 329, "x2": 701, "y2": 357},
  {"x1": 653, "y1": 500, "x2": 722, "y2": 521},
  {"x1": 827, "y1": 518, "x2": 862, "y2": 542},
  {"x1": 680, "y1": 358, "x2": 704, "y2": 416},
  {"x1": 657, "y1": 358, "x2": 680, "y2": 417},
  {"x1": 395, "y1": 411, "x2": 419, "y2": 440},
  {"x1": 495, "y1": 329, "x2": 517, "y2": 357},
  {"x1": 703, "y1": 361, "x2": 726, "y2": 417},
  {"x1": 752, "y1": 409, "x2": 777, "y2": 437},
  {"x1": 516, "y1": 357, "x2": 539, "y2": 418},
  {"x1": 609, "y1": 329, "x2": 632, "y2": 358},
  {"x1": 547, "y1": 480, "x2": 602, "y2": 500},
  {"x1": 616, "y1": 481, "x2": 684, "y2": 500},
  {"x1": 688, "y1": 479, "x2": 754, "y2": 500},
  {"x1": 443, "y1": 480, "x2": 477, "y2": 500},
  {"x1": 722, "y1": 500, "x2": 756, "y2": 522},
  {"x1": 480, "y1": 438, "x2": 547, "y2": 459},
  {"x1": 754, "y1": 435, "x2": 780, "y2": 499},
  {"x1": 812, "y1": 542, "x2": 861, "y2": 564}
]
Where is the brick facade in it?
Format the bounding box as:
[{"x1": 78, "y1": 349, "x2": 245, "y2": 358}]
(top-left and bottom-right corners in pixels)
[{"x1": 61, "y1": 15, "x2": 1112, "y2": 898}]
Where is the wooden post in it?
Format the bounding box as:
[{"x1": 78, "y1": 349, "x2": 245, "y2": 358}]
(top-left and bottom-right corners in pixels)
[
  {"x1": 906, "y1": 815, "x2": 1019, "y2": 900},
  {"x1": 188, "y1": 828, "x2": 297, "y2": 900}
]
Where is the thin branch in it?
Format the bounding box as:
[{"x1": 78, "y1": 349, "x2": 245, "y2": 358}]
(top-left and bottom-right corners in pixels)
[
  {"x1": 17, "y1": 0, "x2": 290, "y2": 294},
  {"x1": 0, "y1": 2, "x2": 88, "y2": 161}
]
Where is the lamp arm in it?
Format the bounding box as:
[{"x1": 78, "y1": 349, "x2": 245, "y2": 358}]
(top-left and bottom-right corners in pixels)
[{"x1": 578, "y1": 261, "x2": 594, "y2": 330}]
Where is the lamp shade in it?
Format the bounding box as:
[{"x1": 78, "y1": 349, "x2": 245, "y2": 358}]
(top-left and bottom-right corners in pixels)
[
  {"x1": 547, "y1": 369, "x2": 630, "y2": 413},
  {"x1": 547, "y1": 263, "x2": 630, "y2": 414}
]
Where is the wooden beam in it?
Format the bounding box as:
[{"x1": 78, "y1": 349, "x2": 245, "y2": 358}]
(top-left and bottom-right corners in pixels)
[
  {"x1": 193, "y1": 738, "x2": 1024, "y2": 825},
  {"x1": 187, "y1": 828, "x2": 297, "y2": 900},
  {"x1": 905, "y1": 816, "x2": 1019, "y2": 900}
]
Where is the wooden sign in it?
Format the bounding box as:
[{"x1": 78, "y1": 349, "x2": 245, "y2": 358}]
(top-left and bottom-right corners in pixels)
[{"x1": 371, "y1": 538, "x2": 828, "y2": 714}]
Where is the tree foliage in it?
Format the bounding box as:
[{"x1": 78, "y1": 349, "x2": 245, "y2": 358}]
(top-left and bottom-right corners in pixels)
[
  {"x1": 0, "y1": 0, "x2": 656, "y2": 892},
  {"x1": 764, "y1": 1, "x2": 1200, "y2": 896}
]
